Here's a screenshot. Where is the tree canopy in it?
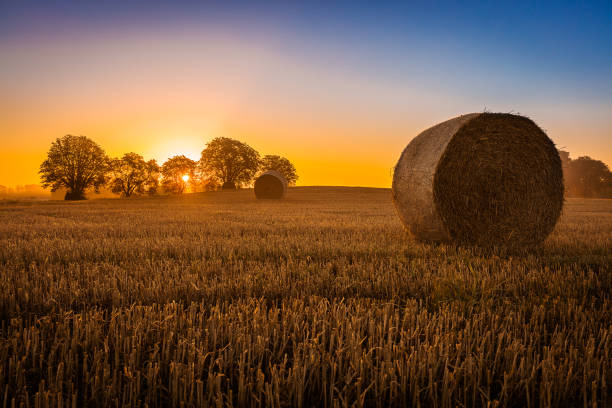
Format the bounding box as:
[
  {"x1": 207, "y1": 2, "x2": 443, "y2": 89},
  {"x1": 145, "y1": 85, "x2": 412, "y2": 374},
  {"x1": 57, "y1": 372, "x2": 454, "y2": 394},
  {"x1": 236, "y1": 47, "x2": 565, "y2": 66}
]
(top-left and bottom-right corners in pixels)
[
  {"x1": 161, "y1": 155, "x2": 197, "y2": 194},
  {"x1": 38, "y1": 135, "x2": 299, "y2": 198},
  {"x1": 39, "y1": 135, "x2": 109, "y2": 200},
  {"x1": 260, "y1": 155, "x2": 298, "y2": 185},
  {"x1": 564, "y1": 155, "x2": 612, "y2": 198},
  {"x1": 200, "y1": 137, "x2": 260, "y2": 188},
  {"x1": 109, "y1": 153, "x2": 160, "y2": 197}
]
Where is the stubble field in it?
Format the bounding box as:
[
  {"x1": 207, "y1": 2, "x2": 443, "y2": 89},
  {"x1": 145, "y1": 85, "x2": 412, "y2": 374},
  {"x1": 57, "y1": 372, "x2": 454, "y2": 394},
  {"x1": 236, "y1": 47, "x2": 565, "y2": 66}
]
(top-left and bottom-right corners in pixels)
[{"x1": 0, "y1": 187, "x2": 610, "y2": 407}]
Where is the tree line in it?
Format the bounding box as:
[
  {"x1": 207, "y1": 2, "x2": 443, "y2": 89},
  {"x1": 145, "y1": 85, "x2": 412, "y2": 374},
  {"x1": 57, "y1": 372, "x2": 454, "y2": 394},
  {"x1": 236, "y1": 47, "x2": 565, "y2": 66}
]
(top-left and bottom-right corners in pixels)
[
  {"x1": 559, "y1": 150, "x2": 612, "y2": 198},
  {"x1": 36, "y1": 136, "x2": 612, "y2": 201},
  {"x1": 40, "y1": 135, "x2": 298, "y2": 200}
]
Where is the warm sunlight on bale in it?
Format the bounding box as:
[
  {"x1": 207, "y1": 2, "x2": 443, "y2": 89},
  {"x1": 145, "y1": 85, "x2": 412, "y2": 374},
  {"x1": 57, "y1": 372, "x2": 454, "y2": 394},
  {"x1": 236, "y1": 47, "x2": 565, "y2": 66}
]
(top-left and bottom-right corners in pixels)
[
  {"x1": 392, "y1": 113, "x2": 564, "y2": 248},
  {"x1": 254, "y1": 170, "x2": 287, "y2": 199}
]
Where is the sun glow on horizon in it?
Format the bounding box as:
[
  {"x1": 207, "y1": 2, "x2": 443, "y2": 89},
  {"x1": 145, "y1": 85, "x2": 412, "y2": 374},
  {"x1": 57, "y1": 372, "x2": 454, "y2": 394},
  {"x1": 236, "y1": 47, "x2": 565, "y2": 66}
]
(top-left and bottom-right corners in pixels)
[
  {"x1": 0, "y1": 2, "x2": 611, "y2": 189},
  {"x1": 150, "y1": 139, "x2": 205, "y2": 165},
  {"x1": 140, "y1": 126, "x2": 214, "y2": 166},
  {"x1": 182, "y1": 174, "x2": 190, "y2": 182}
]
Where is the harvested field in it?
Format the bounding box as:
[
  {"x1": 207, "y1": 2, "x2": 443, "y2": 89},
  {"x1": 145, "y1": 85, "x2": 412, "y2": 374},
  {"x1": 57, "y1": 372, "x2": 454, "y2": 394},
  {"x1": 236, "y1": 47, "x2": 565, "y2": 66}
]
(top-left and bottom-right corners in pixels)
[{"x1": 0, "y1": 187, "x2": 610, "y2": 407}]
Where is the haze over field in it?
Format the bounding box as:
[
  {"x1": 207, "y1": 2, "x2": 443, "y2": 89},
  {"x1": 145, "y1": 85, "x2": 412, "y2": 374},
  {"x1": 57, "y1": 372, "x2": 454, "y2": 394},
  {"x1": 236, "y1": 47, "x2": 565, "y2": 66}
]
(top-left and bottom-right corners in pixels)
[{"x1": 1, "y1": 1, "x2": 611, "y2": 188}]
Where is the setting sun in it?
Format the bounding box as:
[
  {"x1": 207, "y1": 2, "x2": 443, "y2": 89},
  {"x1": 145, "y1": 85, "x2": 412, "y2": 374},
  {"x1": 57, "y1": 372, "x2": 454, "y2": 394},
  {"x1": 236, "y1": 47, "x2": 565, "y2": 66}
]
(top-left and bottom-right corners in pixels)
[{"x1": 182, "y1": 174, "x2": 190, "y2": 182}]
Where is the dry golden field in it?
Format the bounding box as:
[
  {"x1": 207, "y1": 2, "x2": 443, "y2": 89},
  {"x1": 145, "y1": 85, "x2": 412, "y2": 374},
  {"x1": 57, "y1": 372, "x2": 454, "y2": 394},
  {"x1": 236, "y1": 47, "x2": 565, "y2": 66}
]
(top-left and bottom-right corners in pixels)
[{"x1": 0, "y1": 187, "x2": 610, "y2": 407}]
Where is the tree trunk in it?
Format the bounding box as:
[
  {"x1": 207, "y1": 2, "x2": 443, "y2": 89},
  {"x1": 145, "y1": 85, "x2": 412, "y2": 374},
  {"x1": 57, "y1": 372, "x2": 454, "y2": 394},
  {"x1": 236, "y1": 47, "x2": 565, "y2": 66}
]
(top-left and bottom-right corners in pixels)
[{"x1": 65, "y1": 189, "x2": 86, "y2": 200}]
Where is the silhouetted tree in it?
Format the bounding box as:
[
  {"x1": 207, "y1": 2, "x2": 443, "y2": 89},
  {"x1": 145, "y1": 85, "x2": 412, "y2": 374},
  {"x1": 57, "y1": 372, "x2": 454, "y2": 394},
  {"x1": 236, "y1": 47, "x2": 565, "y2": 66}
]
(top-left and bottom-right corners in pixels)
[
  {"x1": 260, "y1": 155, "x2": 298, "y2": 185},
  {"x1": 565, "y1": 156, "x2": 612, "y2": 198},
  {"x1": 199, "y1": 137, "x2": 260, "y2": 188},
  {"x1": 109, "y1": 153, "x2": 160, "y2": 197},
  {"x1": 39, "y1": 135, "x2": 108, "y2": 200},
  {"x1": 161, "y1": 155, "x2": 197, "y2": 194},
  {"x1": 145, "y1": 159, "x2": 161, "y2": 195}
]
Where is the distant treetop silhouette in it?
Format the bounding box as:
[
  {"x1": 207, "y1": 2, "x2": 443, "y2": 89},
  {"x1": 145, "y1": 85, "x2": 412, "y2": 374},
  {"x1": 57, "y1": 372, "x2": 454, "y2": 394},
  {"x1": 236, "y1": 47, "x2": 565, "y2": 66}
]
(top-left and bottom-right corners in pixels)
[
  {"x1": 200, "y1": 137, "x2": 260, "y2": 188},
  {"x1": 40, "y1": 135, "x2": 109, "y2": 200},
  {"x1": 259, "y1": 155, "x2": 298, "y2": 186},
  {"x1": 161, "y1": 155, "x2": 197, "y2": 194},
  {"x1": 109, "y1": 153, "x2": 159, "y2": 197}
]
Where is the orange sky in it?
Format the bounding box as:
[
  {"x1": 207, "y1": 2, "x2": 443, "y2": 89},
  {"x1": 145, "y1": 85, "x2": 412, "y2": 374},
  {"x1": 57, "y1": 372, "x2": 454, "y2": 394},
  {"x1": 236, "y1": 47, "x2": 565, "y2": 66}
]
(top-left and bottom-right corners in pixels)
[{"x1": 1, "y1": 23, "x2": 611, "y2": 188}]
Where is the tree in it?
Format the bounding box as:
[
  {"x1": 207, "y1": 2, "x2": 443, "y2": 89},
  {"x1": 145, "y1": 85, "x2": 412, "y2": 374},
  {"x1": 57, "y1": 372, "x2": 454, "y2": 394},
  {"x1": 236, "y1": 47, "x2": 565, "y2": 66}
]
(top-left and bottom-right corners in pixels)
[
  {"x1": 199, "y1": 137, "x2": 260, "y2": 188},
  {"x1": 39, "y1": 135, "x2": 109, "y2": 200},
  {"x1": 565, "y1": 156, "x2": 612, "y2": 198},
  {"x1": 109, "y1": 153, "x2": 160, "y2": 197},
  {"x1": 161, "y1": 155, "x2": 197, "y2": 194},
  {"x1": 260, "y1": 155, "x2": 298, "y2": 185},
  {"x1": 144, "y1": 159, "x2": 161, "y2": 195}
]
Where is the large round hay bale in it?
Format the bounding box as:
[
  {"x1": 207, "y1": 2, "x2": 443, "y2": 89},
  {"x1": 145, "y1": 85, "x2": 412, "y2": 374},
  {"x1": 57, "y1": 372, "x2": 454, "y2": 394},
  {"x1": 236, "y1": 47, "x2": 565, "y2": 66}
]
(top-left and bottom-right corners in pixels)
[
  {"x1": 254, "y1": 170, "x2": 287, "y2": 199},
  {"x1": 392, "y1": 113, "x2": 564, "y2": 248}
]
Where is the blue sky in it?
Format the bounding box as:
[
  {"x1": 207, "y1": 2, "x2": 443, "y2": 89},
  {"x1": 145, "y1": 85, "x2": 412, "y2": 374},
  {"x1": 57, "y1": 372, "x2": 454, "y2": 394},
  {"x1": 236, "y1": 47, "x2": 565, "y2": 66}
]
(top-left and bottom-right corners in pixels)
[{"x1": 1, "y1": 1, "x2": 611, "y2": 186}]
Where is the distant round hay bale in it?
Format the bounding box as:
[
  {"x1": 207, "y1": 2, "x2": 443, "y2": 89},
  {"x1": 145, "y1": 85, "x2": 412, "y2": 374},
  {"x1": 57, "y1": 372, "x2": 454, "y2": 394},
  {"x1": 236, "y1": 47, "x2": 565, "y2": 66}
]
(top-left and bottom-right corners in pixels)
[
  {"x1": 221, "y1": 181, "x2": 236, "y2": 190},
  {"x1": 392, "y1": 113, "x2": 564, "y2": 248},
  {"x1": 254, "y1": 170, "x2": 287, "y2": 199}
]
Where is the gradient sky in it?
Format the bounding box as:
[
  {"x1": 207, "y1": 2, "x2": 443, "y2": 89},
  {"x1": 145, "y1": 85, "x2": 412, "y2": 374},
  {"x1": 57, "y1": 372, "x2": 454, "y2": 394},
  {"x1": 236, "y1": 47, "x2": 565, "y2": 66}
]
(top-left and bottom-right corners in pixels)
[{"x1": 1, "y1": 1, "x2": 611, "y2": 188}]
